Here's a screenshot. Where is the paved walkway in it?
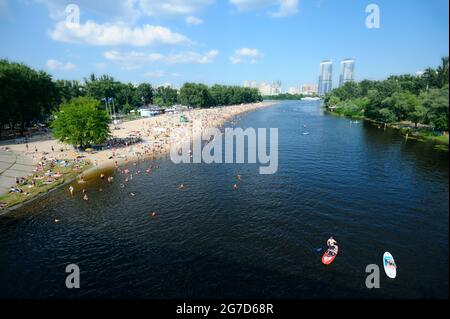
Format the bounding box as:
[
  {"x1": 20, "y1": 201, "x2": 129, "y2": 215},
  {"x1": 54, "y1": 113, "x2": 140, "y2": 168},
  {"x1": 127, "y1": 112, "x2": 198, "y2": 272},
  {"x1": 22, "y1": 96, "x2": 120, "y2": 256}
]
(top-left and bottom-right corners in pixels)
[{"x1": 0, "y1": 151, "x2": 34, "y2": 195}]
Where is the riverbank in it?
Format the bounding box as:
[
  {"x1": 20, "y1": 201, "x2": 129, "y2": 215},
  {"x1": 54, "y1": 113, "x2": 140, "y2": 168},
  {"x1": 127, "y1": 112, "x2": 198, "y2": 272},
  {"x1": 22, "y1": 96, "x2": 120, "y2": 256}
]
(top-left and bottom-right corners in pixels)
[
  {"x1": 0, "y1": 101, "x2": 276, "y2": 212},
  {"x1": 324, "y1": 110, "x2": 449, "y2": 149}
]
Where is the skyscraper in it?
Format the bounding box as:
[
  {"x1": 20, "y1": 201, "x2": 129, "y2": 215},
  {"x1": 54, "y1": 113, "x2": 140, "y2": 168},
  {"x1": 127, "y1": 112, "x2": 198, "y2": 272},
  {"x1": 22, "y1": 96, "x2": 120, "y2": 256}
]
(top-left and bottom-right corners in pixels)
[
  {"x1": 339, "y1": 58, "x2": 355, "y2": 87},
  {"x1": 318, "y1": 60, "x2": 333, "y2": 96}
]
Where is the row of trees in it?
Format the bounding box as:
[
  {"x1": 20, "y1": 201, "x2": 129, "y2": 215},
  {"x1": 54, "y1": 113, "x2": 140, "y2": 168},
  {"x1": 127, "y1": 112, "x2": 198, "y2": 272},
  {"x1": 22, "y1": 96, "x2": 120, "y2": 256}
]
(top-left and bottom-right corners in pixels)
[
  {"x1": 324, "y1": 57, "x2": 449, "y2": 131},
  {"x1": 179, "y1": 83, "x2": 262, "y2": 108},
  {"x1": 0, "y1": 59, "x2": 262, "y2": 137},
  {"x1": 0, "y1": 60, "x2": 58, "y2": 135},
  {"x1": 263, "y1": 93, "x2": 305, "y2": 100}
]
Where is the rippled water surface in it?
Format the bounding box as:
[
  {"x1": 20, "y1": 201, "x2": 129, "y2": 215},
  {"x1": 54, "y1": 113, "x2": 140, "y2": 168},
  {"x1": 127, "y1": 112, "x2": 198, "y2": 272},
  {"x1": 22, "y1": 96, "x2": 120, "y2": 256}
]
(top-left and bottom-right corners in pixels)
[{"x1": 0, "y1": 100, "x2": 448, "y2": 298}]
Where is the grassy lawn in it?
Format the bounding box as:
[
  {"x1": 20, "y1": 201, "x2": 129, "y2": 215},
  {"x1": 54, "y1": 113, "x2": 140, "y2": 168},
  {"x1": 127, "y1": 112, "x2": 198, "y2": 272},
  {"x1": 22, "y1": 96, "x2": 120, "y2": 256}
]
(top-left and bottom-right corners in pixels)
[
  {"x1": 0, "y1": 159, "x2": 91, "y2": 209},
  {"x1": 416, "y1": 133, "x2": 449, "y2": 148}
]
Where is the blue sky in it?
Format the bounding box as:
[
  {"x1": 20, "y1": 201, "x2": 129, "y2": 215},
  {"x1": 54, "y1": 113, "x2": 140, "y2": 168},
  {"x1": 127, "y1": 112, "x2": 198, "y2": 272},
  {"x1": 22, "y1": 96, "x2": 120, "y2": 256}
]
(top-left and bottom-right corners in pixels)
[{"x1": 0, "y1": 0, "x2": 448, "y2": 89}]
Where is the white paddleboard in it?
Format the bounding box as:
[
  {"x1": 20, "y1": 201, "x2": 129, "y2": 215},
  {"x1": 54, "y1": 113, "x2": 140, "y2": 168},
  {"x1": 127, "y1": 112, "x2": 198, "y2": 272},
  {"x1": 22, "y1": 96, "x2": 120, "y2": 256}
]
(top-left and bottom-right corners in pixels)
[{"x1": 383, "y1": 252, "x2": 397, "y2": 279}]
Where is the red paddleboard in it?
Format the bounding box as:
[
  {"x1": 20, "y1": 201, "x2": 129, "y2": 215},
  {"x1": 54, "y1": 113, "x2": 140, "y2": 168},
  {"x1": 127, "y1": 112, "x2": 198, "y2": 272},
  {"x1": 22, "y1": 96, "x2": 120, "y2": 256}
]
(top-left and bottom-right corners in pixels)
[{"x1": 322, "y1": 246, "x2": 339, "y2": 265}]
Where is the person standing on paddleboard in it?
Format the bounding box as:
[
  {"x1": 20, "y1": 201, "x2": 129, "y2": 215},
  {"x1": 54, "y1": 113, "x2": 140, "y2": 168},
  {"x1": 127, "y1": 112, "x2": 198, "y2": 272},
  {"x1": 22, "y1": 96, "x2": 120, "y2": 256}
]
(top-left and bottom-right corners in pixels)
[{"x1": 327, "y1": 237, "x2": 338, "y2": 255}]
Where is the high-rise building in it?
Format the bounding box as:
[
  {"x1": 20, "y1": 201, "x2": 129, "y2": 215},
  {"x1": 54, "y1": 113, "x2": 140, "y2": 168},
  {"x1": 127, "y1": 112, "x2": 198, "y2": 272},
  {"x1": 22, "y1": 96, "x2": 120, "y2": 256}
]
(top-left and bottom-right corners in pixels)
[
  {"x1": 258, "y1": 82, "x2": 272, "y2": 96},
  {"x1": 251, "y1": 80, "x2": 257, "y2": 88},
  {"x1": 243, "y1": 80, "x2": 250, "y2": 88},
  {"x1": 300, "y1": 84, "x2": 318, "y2": 96},
  {"x1": 339, "y1": 58, "x2": 355, "y2": 87},
  {"x1": 318, "y1": 60, "x2": 333, "y2": 95},
  {"x1": 288, "y1": 86, "x2": 299, "y2": 95},
  {"x1": 271, "y1": 81, "x2": 282, "y2": 95}
]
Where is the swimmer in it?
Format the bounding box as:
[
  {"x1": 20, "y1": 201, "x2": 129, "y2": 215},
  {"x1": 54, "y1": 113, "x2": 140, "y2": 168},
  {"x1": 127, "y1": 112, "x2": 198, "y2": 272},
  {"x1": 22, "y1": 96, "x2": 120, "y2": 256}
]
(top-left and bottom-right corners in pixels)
[
  {"x1": 236, "y1": 174, "x2": 242, "y2": 181},
  {"x1": 233, "y1": 184, "x2": 239, "y2": 190},
  {"x1": 54, "y1": 219, "x2": 60, "y2": 223},
  {"x1": 83, "y1": 194, "x2": 88, "y2": 201},
  {"x1": 129, "y1": 192, "x2": 136, "y2": 197},
  {"x1": 178, "y1": 183, "x2": 185, "y2": 189},
  {"x1": 100, "y1": 173, "x2": 105, "y2": 179},
  {"x1": 151, "y1": 211, "x2": 157, "y2": 217},
  {"x1": 69, "y1": 185, "x2": 74, "y2": 196}
]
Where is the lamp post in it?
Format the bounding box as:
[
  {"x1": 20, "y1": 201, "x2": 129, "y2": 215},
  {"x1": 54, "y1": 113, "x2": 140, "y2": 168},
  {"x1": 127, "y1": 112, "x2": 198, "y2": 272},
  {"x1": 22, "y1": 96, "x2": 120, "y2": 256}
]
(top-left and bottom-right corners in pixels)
[
  {"x1": 109, "y1": 97, "x2": 117, "y2": 129},
  {"x1": 101, "y1": 98, "x2": 111, "y2": 118}
]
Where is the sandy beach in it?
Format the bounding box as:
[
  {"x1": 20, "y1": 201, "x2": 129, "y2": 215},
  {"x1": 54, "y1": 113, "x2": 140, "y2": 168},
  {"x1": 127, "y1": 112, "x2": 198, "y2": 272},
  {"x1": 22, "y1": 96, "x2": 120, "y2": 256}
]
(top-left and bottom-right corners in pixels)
[{"x1": 0, "y1": 101, "x2": 275, "y2": 194}]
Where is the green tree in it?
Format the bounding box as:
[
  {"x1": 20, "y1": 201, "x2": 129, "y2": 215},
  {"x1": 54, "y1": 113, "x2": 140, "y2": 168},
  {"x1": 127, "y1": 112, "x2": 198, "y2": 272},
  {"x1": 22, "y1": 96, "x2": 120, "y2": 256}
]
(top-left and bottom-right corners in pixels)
[
  {"x1": 153, "y1": 86, "x2": 178, "y2": 107},
  {"x1": 51, "y1": 97, "x2": 111, "y2": 149},
  {"x1": 409, "y1": 104, "x2": 427, "y2": 128},
  {"x1": 55, "y1": 80, "x2": 85, "y2": 104},
  {"x1": 135, "y1": 83, "x2": 153, "y2": 106},
  {"x1": 84, "y1": 74, "x2": 122, "y2": 107},
  {"x1": 116, "y1": 83, "x2": 138, "y2": 112},
  {"x1": 179, "y1": 83, "x2": 211, "y2": 108},
  {"x1": 122, "y1": 103, "x2": 135, "y2": 115},
  {"x1": 420, "y1": 85, "x2": 449, "y2": 131},
  {"x1": 381, "y1": 91, "x2": 419, "y2": 121},
  {"x1": 0, "y1": 59, "x2": 58, "y2": 135},
  {"x1": 436, "y1": 56, "x2": 449, "y2": 88},
  {"x1": 377, "y1": 108, "x2": 397, "y2": 123}
]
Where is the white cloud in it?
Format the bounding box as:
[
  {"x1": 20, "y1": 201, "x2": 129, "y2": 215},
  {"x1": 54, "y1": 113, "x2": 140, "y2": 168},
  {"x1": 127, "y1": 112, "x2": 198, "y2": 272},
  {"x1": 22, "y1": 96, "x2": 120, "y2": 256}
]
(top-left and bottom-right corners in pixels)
[
  {"x1": 36, "y1": 0, "x2": 214, "y2": 21},
  {"x1": 35, "y1": 0, "x2": 141, "y2": 22},
  {"x1": 229, "y1": 0, "x2": 298, "y2": 17},
  {"x1": 144, "y1": 70, "x2": 181, "y2": 78},
  {"x1": 103, "y1": 49, "x2": 219, "y2": 69},
  {"x1": 165, "y1": 50, "x2": 219, "y2": 64},
  {"x1": 229, "y1": 48, "x2": 262, "y2": 64},
  {"x1": 49, "y1": 21, "x2": 192, "y2": 47},
  {"x1": 185, "y1": 15, "x2": 204, "y2": 25},
  {"x1": 138, "y1": 0, "x2": 214, "y2": 17},
  {"x1": 46, "y1": 59, "x2": 77, "y2": 70},
  {"x1": 144, "y1": 70, "x2": 167, "y2": 77},
  {"x1": 269, "y1": 0, "x2": 298, "y2": 17}
]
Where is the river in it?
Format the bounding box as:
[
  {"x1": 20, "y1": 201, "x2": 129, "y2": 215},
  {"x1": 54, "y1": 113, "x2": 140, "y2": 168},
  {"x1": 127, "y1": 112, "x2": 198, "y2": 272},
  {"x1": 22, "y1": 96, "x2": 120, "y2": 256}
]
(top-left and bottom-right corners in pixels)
[{"x1": 0, "y1": 100, "x2": 448, "y2": 298}]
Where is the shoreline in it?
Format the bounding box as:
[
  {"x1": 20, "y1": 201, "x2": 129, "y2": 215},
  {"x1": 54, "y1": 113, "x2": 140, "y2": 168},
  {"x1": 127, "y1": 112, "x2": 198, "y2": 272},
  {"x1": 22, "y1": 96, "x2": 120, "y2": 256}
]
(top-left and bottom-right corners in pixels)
[
  {"x1": 0, "y1": 101, "x2": 278, "y2": 214},
  {"x1": 324, "y1": 110, "x2": 449, "y2": 148}
]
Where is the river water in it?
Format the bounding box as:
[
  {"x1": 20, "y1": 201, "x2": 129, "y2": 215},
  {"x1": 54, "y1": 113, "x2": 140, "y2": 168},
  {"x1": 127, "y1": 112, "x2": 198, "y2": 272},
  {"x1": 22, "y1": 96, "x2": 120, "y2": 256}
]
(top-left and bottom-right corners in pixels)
[{"x1": 0, "y1": 100, "x2": 448, "y2": 299}]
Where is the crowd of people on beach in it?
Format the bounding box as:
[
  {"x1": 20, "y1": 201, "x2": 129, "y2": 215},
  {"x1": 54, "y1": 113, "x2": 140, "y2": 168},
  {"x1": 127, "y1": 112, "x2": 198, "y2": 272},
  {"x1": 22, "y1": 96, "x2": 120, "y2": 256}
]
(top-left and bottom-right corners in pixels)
[
  {"x1": 1, "y1": 102, "x2": 271, "y2": 210},
  {"x1": 105, "y1": 136, "x2": 142, "y2": 149},
  {"x1": 1, "y1": 156, "x2": 90, "y2": 209}
]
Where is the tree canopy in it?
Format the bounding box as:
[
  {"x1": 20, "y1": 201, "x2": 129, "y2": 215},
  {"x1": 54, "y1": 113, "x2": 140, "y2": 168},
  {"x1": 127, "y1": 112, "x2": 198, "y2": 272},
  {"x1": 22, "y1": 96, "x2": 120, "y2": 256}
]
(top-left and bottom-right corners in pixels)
[
  {"x1": 324, "y1": 56, "x2": 449, "y2": 131},
  {"x1": 51, "y1": 97, "x2": 111, "y2": 149},
  {"x1": 0, "y1": 59, "x2": 58, "y2": 134}
]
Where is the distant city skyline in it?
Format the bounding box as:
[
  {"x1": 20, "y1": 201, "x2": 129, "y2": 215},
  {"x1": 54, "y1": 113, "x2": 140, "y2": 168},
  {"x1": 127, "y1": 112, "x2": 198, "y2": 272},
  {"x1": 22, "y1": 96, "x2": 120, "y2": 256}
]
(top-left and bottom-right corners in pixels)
[{"x1": 0, "y1": 0, "x2": 448, "y2": 87}]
